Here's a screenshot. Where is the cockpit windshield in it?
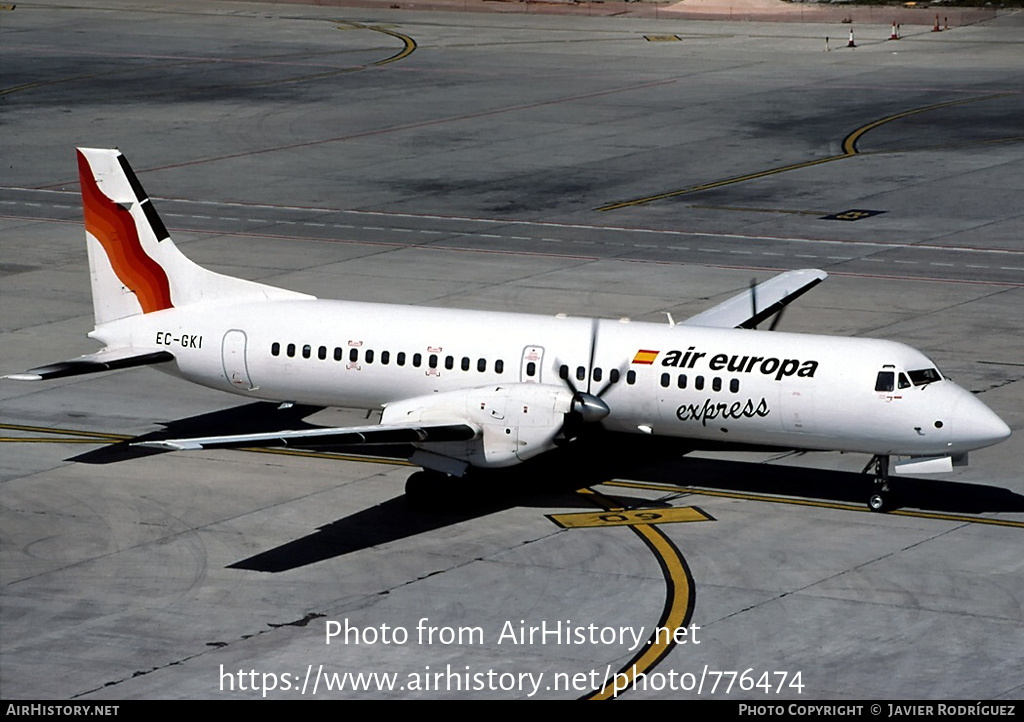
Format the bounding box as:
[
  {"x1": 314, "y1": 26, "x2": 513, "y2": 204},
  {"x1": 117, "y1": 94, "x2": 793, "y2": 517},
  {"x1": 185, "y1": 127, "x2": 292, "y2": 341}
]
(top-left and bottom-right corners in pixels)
[{"x1": 908, "y1": 368, "x2": 942, "y2": 386}]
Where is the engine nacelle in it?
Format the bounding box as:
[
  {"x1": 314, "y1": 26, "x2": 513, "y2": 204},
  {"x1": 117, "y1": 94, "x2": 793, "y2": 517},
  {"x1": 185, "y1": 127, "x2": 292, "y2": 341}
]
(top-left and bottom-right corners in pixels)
[{"x1": 382, "y1": 384, "x2": 575, "y2": 471}]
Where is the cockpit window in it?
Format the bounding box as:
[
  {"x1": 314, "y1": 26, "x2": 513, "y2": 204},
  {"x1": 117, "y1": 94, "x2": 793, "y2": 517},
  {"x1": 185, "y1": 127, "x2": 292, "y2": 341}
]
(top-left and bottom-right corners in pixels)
[
  {"x1": 875, "y1": 371, "x2": 894, "y2": 392},
  {"x1": 908, "y1": 368, "x2": 941, "y2": 386}
]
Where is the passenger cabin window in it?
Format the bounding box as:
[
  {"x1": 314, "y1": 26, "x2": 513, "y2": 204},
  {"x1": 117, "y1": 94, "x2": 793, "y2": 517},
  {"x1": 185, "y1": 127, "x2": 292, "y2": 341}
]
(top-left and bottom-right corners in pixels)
[
  {"x1": 609, "y1": 369, "x2": 620, "y2": 384},
  {"x1": 695, "y1": 376, "x2": 704, "y2": 391},
  {"x1": 593, "y1": 367, "x2": 603, "y2": 383},
  {"x1": 381, "y1": 351, "x2": 390, "y2": 365},
  {"x1": 660, "y1": 373, "x2": 670, "y2": 388},
  {"x1": 349, "y1": 348, "x2": 358, "y2": 363},
  {"x1": 626, "y1": 370, "x2": 636, "y2": 385},
  {"x1": 526, "y1": 361, "x2": 536, "y2": 377},
  {"x1": 496, "y1": 360, "x2": 504, "y2": 374},
  {"x1": 445, "y1": 355, "x2": 453, "y2": 370},
  {"x1": 712, "y1": 377, "x2": 722, "y2": 392},
  {"x1": 287, "y1": 343, "x2": 296, "y2": 358},
  {"x1": 271, "y1": 342, "x2": 280, "y2": 356},
  {"x1": 318, "y1": 346, "x2": 326, "y2": 360},
  {"x1": 302, "y1": 344, "x2": 311, "y2": 359},
  {"x1": 334, "y1": 347, "x2": 343, "y2": 361},
  {"x1": 678, "y1": 374, "x2": 687, "y2": 389},
  {"x1": 397, "y1": 352, "x2": 406, "y2": 366},
  {"x1": 730, "y1": 379, "x2": 740, "y2": 393},
  {"x1": 413, "y1": 353, "x2": 422, "y2": 368},
  {"x1": 875, "y1": 371, "x2": 895, "y2": 392},
  {"x1": 462, "y1": 357, "x2": 470, "y2": 371},
  {"x1": 366, "y1": 350, "x2": 374, "y2": 364},
  {"x1": 477, "y1": 358, "x2": 486, "y2": 373}
]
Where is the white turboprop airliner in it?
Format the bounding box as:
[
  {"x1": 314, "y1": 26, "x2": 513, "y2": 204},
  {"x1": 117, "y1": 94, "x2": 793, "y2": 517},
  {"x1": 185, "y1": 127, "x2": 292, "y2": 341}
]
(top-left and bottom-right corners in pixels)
[{"x1": 7, "y1": 149, "x2": 1011, "y2": 511}]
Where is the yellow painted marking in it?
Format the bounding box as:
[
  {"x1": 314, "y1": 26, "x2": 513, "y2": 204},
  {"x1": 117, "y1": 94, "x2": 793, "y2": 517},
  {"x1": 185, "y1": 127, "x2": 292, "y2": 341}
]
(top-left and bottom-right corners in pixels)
[
  {"x1": 576, "y1": 488, "x2": 696, "y2": 701},
  {"x1": 337, "y1": 23, "x2": 417, "y2": 67},
  {"x1": 549, "y1": 506, "x2": 711, "y2": 529},
  {"x1": 644, "y1": 35, "x2": 681, "y2": 42},
  {"x1": 598, "y1": 94, "x2": 1013, "y2": 211},
  {"x1": 368, "y1": 27, "x2": 417, "y2": 66},
  {"x1": 602, "y1": 480, "x2": 1024, "y2": 529},
  {"x1": 0, "y1": 437, "x2": 113, "y2": 444},
  {"x1": 0, "y1": 423, "x2": 127, "y2": 440},
  {"x1": 0, "y1": 422, "x2": 409, "y2": 466}
]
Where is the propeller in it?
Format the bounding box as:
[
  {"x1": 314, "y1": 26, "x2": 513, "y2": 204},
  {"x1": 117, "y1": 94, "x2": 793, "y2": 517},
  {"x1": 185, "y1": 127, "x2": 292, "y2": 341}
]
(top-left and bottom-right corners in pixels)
[{"x1": 554, "y1": 318, "x2": 616, "y2": 443}]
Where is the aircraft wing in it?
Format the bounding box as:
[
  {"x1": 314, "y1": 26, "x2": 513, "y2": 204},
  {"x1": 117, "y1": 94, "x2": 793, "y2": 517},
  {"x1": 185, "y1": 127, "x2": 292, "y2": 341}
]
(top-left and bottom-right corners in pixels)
[
  {"x1": 4, "y1": 347, "x2": 174, "y2": 381},
  {"x1": 133, "y1": 421, "x2": 480, "y2": 451},
  {"x1": 679, "y1": 269, "x2": 827, "y2": 329}
]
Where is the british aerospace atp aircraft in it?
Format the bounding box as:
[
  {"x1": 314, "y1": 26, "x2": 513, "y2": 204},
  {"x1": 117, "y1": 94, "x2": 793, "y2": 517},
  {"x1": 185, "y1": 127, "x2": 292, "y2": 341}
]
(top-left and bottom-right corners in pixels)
[{"x1": 7, "y1": 149, "x2": 1011, "y2": 511}]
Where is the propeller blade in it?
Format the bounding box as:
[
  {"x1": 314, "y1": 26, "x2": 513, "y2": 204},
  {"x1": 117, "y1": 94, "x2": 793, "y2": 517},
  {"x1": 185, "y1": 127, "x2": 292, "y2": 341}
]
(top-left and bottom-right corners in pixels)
[
  {"x1": 750, "y1": 277, "x2": 758, "y2": 327},
  {"x1": 586, "y1": 317, "x2": 599, "y2": 394},
  {"x1": 593, "y1": 359, "x2": 629, "y2": 398}
]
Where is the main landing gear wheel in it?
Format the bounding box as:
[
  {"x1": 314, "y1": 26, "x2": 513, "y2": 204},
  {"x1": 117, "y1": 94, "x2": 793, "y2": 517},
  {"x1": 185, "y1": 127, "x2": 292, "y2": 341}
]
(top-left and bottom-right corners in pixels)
[{"x1": 868, "y1": 492, "x2": 888, "y2": 512}]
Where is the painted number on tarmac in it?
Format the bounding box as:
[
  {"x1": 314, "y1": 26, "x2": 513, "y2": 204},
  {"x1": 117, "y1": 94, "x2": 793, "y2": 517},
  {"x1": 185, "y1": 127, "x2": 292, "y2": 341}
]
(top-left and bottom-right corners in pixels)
[
  {"x1": 821, "y1": 209, "x2": 885, "y2": 221},
  {"x1": 547, "y1": 506, "x2": 713, "y2": 529}
]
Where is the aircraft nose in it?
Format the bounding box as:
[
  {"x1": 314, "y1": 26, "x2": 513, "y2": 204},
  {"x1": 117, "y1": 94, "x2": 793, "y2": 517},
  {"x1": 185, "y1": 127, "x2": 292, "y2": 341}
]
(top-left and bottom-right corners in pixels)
[{"x1": 952, "y1": 391, "x2": 1011, "y2": 450}]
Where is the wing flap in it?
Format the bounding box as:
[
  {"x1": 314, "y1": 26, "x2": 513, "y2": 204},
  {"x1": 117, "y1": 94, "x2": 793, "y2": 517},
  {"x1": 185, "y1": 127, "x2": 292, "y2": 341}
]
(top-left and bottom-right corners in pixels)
[
  {"x1": 133, "y1": 421, "x2": 479, "y2": 451},
  {"x1": 680, "y1": 269, "x2": 827, "y2": 329},
  {"x1": 5, "y1": 348, "x2": 174, "y2": 381}
]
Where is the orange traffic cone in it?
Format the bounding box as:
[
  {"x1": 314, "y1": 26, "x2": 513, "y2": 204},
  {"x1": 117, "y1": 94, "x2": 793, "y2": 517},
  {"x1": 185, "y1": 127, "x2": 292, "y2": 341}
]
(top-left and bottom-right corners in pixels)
[
  {"x1": 847, "y1": 28, "x2": 856, "y2": 47},
  {"x1": 890, "y1": 22, "x2": 899, "y2": 40},
  {"x1": 932, "y1": 14, "x2": 941, "y2": 31}
]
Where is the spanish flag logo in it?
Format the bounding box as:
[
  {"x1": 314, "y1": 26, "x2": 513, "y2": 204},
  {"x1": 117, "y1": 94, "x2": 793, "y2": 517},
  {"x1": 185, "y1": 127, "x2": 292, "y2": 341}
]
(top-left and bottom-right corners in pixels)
[{"x1": 632, "y1": 349, "x2": 659, "y2": 365}]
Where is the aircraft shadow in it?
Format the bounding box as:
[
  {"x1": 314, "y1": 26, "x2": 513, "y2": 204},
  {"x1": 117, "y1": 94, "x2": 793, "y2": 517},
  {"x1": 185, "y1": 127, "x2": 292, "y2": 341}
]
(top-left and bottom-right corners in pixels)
[
  {"x1": 59, "y1": 403, "x2": 1022, "y2": 570},
  {"x1": 229, "y1": 440, "x2": 654, "y2": 573},
  {"x1": 229, "y1": 433, "x2": 1024, "y2": 573},
  {"x1": 628, "y1": 452, "x2": 1024, "y2": 516}
]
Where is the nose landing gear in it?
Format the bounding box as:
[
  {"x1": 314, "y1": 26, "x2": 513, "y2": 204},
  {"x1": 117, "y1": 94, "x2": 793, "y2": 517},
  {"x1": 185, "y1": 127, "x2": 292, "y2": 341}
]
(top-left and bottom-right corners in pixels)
[{"x1": 864, "y1": 455, "x2": 895, "y2": 512}]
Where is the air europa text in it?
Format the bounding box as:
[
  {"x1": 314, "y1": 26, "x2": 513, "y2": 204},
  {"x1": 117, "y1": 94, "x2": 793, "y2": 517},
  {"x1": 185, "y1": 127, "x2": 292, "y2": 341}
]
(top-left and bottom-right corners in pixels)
[{"x1": 659, "y1": 347, "x2": 819, "y2": 380}]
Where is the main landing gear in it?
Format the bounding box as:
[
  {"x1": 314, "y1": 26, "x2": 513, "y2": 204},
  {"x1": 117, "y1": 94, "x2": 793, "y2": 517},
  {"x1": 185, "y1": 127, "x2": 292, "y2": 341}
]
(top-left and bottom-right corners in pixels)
[{"x1": 864, "y1": 455, "x2": 896, "y2": 512}]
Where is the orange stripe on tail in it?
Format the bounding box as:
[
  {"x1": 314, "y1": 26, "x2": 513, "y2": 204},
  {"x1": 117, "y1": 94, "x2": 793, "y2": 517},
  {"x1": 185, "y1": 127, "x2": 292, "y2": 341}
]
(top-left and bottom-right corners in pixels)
[{"x1": 78, "y1": 150, "x2": 173, "y2": 313}]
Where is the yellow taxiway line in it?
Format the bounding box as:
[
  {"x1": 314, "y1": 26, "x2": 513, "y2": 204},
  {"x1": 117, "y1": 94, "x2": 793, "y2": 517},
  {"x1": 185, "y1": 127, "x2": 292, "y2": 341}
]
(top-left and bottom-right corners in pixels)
[
  {"x1": 575, "y1": 488, "x2": 697, "y2": 700},
  {"x1": 597, "y1": 94, "x2": 1013, "y2": 212}
]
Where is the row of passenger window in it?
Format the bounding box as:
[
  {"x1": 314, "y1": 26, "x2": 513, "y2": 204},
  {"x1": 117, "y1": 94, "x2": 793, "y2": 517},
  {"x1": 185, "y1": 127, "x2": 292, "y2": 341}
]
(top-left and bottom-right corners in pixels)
[
  {"x1": 556, "y1": 365, "x2": 633, "y2": 385},
  {"x1": 270, "y1": 342, "x2": 505, "y2": 374},
  {"x1": 661, "y1": 373, "x2": 741, "y2": 393},
  {"x1": 270, "y1": 342, "x2": 740, "y2": 394}
]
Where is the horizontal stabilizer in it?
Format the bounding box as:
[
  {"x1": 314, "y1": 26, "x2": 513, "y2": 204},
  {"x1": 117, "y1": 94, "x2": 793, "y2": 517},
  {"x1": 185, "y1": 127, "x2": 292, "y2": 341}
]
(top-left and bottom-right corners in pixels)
[
  {"x1": 680, "y1": 269, "x2": 827, "y2": 329},
  {"x1": 5, "y1": 348, "x2": 174, "y2": 381},
  {"x1": 133, "y1": 422, "x2": 480, "y2": 451}
]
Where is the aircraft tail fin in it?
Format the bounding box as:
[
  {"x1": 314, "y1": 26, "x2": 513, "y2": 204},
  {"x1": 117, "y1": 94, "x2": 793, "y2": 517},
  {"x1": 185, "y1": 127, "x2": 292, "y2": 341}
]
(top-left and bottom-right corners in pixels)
[{"x1": 77, "y1": 148, "x2": 313, "y2": 327}]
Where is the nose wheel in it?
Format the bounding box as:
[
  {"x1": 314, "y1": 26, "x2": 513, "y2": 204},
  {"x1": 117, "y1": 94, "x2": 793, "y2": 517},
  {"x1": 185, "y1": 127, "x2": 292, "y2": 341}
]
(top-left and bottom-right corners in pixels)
[{"x1": 864, "y1": 455, "x2": 895, "y2": 512}]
